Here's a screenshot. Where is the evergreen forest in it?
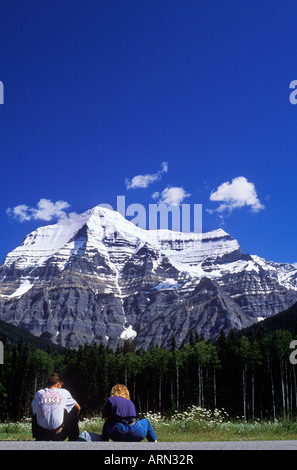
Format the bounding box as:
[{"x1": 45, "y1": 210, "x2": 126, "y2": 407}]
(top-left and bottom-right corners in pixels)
[{"x1": 1, "y1": 326, "x2": 297, "y2": 423}]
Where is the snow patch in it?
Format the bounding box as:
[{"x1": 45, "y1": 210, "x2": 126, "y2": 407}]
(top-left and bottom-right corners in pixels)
[
  {"x1": 9, "y1": 279, "x2": 33, "y2": 298},
  {"x1": 120, "y1": 325, "x2": 137, "y2": 340},
  {"x1": 154, "y1": 278, "x2": 181, "y2": 291}
]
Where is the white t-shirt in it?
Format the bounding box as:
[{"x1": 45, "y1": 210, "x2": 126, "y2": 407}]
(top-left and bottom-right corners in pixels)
[{"x1": 32, "y1": 387, "x2": 77, "y2": 430}]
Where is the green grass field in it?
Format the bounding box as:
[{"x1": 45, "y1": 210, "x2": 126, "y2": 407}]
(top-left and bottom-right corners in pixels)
[{"x1": 1, "y1": 407, "x2": 297, "y2": 442}]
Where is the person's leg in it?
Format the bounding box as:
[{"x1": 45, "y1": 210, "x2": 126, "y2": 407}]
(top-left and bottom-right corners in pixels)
[
  {"x1": 101, "y1": 420, "x2": 113, "y2": 441},
  {"x1": 129, "y1": 419, "x2": 157, "y2": 442},
  {"x1": 60, "y1": 406, "x2": 80, "y2": 441},
  {"x1": 34, "y1": 427, "x2": 50, "y2": 440},
  {"x1": 32, "y1": 414, "x2": 52, "y2": 441},
  {"x1": 31, "y1": 414, "x2": 38, "y2": 440},
  {"x1": 137, "y1": 419, "x2": 157, "y2": 442},
  {"x1": 101, "y1": 421, "x2": 157, "y2": 443},
  {"x1": 127, "y1": 421, "x2": 147, "y2": 441},
  {"x1": 32, "y1": 410, "x2": 80, "y2": 441},
  {"x1": 109, "y1": 423, "x2": 131, "y2": 442}
]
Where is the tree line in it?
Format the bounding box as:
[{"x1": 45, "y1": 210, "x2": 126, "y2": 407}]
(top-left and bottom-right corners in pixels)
[{"x1": 0, "y1": 327, "x2": 296, "y2": 422}]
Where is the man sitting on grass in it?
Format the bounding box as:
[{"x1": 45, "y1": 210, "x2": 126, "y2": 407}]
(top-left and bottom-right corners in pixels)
[{"x1": 31, "y1": 372, "x2": 81, "y2": 441}]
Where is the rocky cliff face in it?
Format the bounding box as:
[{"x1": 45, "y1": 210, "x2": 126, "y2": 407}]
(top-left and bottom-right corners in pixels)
[{"x1": 0, "y1": 206, "x2": 296, "y2": 349}]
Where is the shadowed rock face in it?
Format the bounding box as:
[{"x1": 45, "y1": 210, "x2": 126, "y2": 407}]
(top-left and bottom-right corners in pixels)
[{"x1": 0, "y1": 206, "x2": 297, "y2": 349}]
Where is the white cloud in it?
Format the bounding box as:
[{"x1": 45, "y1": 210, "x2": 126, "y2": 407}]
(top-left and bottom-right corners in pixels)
[
  {"x1": 158, "y1": 186, "x2": 191, "y2": 206},
  {"x1": 209, "y1": 176, "x2": 265, "y2": 214},
  {"x1": 125, "y1": 161, "x2": 168, "y2": 189},
  {"x1": 7, "y1": 198, "x2": 71, "y2": 222},
  {"x1": 7, "y1": 204, "x2": 32, "y2": 222}
]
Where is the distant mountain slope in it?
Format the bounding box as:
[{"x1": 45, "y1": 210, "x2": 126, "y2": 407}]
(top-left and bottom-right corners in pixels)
[
  {"x1": 0, "y1": 205, "x2": 297, "y2": 349},
  {"x1": 0, "y1": 318, "x2": 64, "y2": 353},
  {"x1": 236, "y1": 301, "x2": 297, "y2": 338}
]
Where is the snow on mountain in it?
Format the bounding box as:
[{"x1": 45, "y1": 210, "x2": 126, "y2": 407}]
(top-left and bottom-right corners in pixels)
[
  {"x1": 2, "y1": 206, "x2": 237, "y2": 279},
  {"x1": 0, "y1": 205, "x2": 297, "y2": 348}
]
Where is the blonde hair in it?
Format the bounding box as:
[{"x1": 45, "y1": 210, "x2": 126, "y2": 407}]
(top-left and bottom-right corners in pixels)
[{"x1": 110, "y1": 384, "x2": 130, "y2": 400}]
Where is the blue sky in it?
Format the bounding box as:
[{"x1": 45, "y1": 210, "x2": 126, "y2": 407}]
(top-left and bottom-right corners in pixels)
[{"x1": 0, "y1": 0, "x2": 297, "y2": 264}]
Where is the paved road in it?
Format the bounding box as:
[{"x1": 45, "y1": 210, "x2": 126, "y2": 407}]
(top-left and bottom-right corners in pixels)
[{"x1": 0, "y1": 440, "x2": 297, "y2": 450}]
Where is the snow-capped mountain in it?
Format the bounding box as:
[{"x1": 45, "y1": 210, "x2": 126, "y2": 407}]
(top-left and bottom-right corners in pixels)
[{"x1": 0, "y1": 205, "x2": 297, "y2": 349}]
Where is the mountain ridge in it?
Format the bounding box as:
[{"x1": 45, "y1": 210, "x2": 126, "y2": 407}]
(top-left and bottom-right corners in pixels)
[{"x1": 0, "y1": 205, "x2": 297, "y2": 349}]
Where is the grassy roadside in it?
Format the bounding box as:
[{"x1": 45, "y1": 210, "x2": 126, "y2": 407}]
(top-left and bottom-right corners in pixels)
[{"x1": 1, "y1": 407, "x2": 297, "y2": 441}]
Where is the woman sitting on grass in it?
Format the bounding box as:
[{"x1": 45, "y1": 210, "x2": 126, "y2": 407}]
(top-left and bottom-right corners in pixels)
[
  {"x1": 79, "y1": 384, "x2": 157, "y2": 442},
  {"x1": 101, "y1": 384, "x2": 157, "y2": 442}
]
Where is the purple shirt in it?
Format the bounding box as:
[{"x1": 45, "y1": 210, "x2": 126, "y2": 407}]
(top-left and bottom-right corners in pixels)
[{"x1": 102, "y1": 396, "x2": 137, "y2": 424}]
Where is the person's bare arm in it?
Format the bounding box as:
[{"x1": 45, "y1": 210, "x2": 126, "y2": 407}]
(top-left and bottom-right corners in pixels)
[{"x1": 75, "y1": 402, "x2": 81, "y2": 414}]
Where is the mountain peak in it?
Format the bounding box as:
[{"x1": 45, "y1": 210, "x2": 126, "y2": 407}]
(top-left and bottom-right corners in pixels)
[
  {"x1": 1, "y1": 204, "x2": 297, "y2": 349},
  {"x1": 1, "y1": 204, "x2": 236, "y2": 274},
  {"x1": 0, "y1": 206, "x2": 297, "y2": 347}
]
